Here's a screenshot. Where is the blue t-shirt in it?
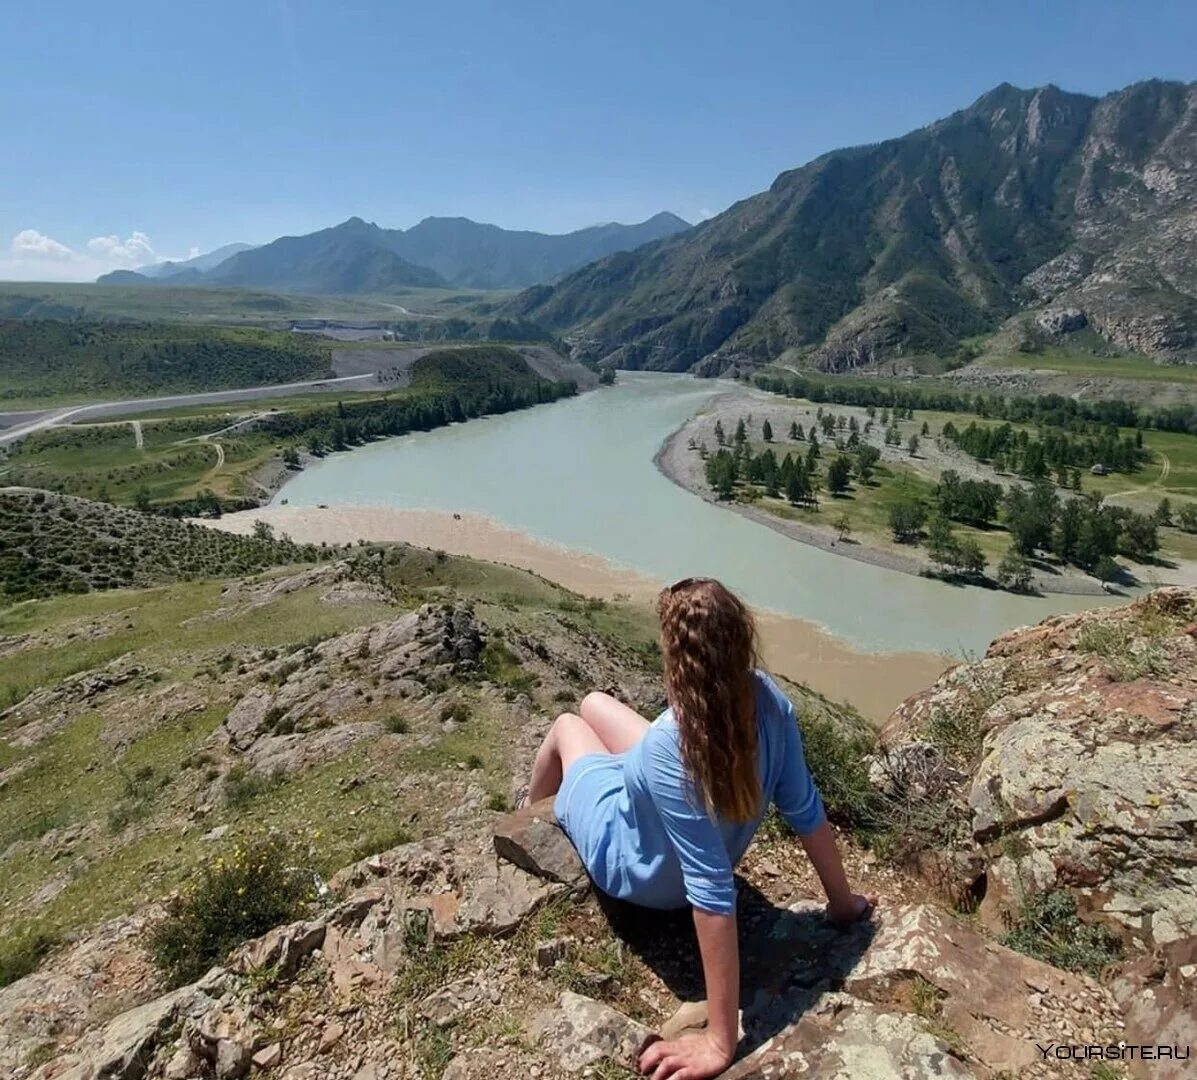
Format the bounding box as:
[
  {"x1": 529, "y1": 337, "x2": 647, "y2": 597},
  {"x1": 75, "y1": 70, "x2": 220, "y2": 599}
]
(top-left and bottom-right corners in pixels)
[{"x1": 554, "y1": 671, "x2": 826, "y2": 916}]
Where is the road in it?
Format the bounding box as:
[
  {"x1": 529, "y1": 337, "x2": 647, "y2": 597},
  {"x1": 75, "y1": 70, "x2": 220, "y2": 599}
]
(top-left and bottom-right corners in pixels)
[{"x1": 0, "y1": 373, "x2": 379, "y2": 447}]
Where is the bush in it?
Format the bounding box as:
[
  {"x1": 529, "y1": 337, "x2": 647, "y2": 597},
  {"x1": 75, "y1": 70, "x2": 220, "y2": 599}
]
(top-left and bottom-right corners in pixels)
[
  {"x1": 798, "y1": 713, "x2": 883, "y2": 833},
  {"x1": 146, "y1": 833, "x2": 316, "y2": 986},
  {"x1": 1001, "y1": 890, "x2": 1123, "y2": 976},
  {"x1": 222, "y1": 763, "x2": 283, "y2": 810},
  {"x1": 0, "y1": 927, "x2": 59, "y2": 988},
  {"x1": 384, "y1": 714, "x2": 410, "y2": 734}
]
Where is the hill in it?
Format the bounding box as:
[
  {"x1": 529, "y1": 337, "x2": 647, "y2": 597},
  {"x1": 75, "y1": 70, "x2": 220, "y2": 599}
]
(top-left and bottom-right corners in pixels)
[
  {"x1": 506, "y1": 80, "x2": 1197, "y2": 374},
  {"x1": 0, "y1": 489, "x2": 331, "y2": 601},
  {"x1": 0, "y1": 320, "x2": 333, "y2": 405},
  {"x1": 107, "y1": 213, "x2": 692, "y2": 294},
  {"x1": 0, "y1": 543, "x2": 1190, "y2": 1076}
]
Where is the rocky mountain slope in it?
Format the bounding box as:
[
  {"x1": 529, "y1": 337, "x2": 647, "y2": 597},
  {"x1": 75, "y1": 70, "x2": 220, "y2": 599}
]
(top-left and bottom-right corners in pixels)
[
  {"x1": 101, "y1": 214, "x2": 691, "y2": 294},
  {"x1": 1, "y1": 523, "x2": 1192, "y2": 1078},
  {"x1": 507, "y1": 80, "x2": 1197, "y2": 375}
]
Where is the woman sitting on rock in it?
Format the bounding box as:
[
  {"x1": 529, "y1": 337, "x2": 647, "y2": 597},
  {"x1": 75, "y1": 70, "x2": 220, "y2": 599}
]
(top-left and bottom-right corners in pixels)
[{"x1": 520, "y1": 577, "x2": 875, "y2": 1079}]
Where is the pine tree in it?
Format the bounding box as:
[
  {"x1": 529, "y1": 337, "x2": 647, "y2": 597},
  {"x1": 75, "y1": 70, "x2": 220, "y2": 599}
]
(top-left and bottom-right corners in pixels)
[
  {"x1": 762, "y1": 419, "x2": 773, "y2": 442},
  {"x1": 789, "y1": 421, "x2": 800, "y2": 440}
]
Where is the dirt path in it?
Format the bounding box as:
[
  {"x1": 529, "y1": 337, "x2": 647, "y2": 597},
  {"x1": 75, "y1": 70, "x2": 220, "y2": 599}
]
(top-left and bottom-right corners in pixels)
[
  {"x1": 1104, "y1": 451, "x2": 1171, "y2": 502},
  {"x1": 131, "y1": 420, "x2": 143, "y2": 449}
]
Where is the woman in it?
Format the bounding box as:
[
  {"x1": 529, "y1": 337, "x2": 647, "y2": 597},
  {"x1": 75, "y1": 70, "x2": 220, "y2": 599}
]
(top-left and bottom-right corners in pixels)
[{"x1": 522, "y1": 578, "x2": 875, "y2": 1080}]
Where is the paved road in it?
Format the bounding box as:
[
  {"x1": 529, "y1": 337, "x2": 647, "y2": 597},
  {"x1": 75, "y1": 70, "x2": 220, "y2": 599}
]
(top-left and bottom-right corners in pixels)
[{"x1": 0, "y1": 374, "x2": 378, "y2": 446}]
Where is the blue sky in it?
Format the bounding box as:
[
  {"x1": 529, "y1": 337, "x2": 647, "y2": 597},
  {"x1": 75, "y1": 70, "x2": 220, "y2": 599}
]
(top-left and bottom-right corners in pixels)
[{"x1": 2, "y1": 0, "x2": 1194, "y2": 280}]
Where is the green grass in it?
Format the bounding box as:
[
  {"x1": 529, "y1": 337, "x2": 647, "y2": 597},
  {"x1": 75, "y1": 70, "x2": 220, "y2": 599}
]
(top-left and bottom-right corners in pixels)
[{"x1": 991, "y1": 347, "x2": 1197, "y2": 384}]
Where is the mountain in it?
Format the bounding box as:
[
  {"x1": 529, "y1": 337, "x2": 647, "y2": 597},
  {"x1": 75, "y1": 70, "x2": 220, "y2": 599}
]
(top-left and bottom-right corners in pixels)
[
  {"x1": 390, "y1": 211, "x2": 691, "y2": 289},
  {"x1": 201, "y1": 219, "x2": 448, "y2": 293},
  {"x1": 98, "y1": 213, "x2": 691, "y2": 294},
  {"x1": 139, "y1": 242, "x2": 255, "y2": 279},
  {"x1": 505, "y1": 80, "x2": 1197, "y2": 373}
]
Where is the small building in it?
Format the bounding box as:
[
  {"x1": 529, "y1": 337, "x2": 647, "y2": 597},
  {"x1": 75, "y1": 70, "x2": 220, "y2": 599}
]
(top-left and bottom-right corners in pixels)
[{"x1": 1090, "y1": 463, "x2": 1109, "y2": 476}]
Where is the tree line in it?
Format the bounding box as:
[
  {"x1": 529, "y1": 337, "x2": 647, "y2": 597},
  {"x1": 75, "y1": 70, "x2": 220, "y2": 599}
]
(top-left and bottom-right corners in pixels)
[{"x1": 754, "y1": 371, "x2": 1197, "y2": 436}]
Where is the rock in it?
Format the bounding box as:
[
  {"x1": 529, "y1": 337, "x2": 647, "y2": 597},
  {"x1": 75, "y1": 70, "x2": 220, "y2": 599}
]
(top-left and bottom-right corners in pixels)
[
  {"x1": 229, "y1": 919, "x2": 326, "y2": 980},
  {"x1": 419, "y1": 978, "x2": 489, "y2": 1027},
  {"x1": 202, "y1": 824, "x2": 230, "y2": 842},
  {"x1": 529, "y1": 991, "x2": 651, "y2": 1073},
  {"x1": 215, "y1": 1037, "x2": 252, "y2": 1079},
  {"x1": 50, "y1": 984, "x2": 215, "y2": 1080},
  {"x1": 318, "y1": 1020, "x2": 344, "y2": 1052},
  {"x1": 883, "y1": 588, "x2": 1197, "y2": 949},
  {"x1": 252, "y1": 1043, "x2": 283, "y2": 1070},
  {"x1": 534, "y1": 936, "x2": 573, "y2": 971},
  {"x1": 660, "y1": 1000, "x2": 710, "y2": 1040},
  {"x1": 164, "y1": 1042, "x2": 205, "y2": 1079},
  {"x1": 493, "y1": 799, "x2": 588, "y2": 887},
  {"x1": 1035, "y1": 306, "x2": 1087, "y2": 335},
  {"x1": 1111, "y1": 936, "x2": 1197, "y2": 1080},
  {"x1": 722, "y1": 994, "x2": 978, "y2": 1079}
]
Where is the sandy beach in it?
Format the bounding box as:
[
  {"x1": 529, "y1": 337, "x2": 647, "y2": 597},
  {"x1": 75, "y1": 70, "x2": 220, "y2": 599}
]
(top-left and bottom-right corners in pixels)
[{"x1": 207, "y1": 504, "x2": 953, "y2": 722}]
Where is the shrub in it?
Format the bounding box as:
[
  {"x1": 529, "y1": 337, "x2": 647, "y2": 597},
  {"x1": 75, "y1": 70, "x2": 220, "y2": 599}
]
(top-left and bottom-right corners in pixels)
[
  {"x1": 1001, "y1": 890, "x2": 1123, "y2": 976},
  {"x1": 439, "y1": 701, "x2": 471, "y2": 724},
  {"x1": 146, "y1": 833, "x2": 316, "y2": 986},
  {"x1": 0, "y1": 927, "x2": 59, "y2": 988},
  {"x1": 384, "y1": 714, "x2": 410, "y2": 734},
  {"x1": 798, "y1": 713, "x2": 883, "y2": 833},
  {"x1": 222, "y1": 763, "x2": 283, "y2": 810}
]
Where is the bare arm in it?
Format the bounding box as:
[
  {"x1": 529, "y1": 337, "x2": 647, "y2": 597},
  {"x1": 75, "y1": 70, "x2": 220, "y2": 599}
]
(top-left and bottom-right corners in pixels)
[
  {"x1": 799, "y1": 819, "x2": 876, "y2": 925},
  {"x1": 637, "y1": 909, "x2": 738, "y2": 1079},
  {"x1": 693, "y1": 909, "x2": 739, "y2": 1059}
]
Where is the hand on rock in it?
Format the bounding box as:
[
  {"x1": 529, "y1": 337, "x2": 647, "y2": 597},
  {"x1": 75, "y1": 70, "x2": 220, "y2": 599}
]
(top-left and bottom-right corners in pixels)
[
  {"x1": 637, "y1": 1031, "x2": 734, "y2": 1079},
  {"x1": 826, "y1": 892, "x2": 877, "y2": 927}
]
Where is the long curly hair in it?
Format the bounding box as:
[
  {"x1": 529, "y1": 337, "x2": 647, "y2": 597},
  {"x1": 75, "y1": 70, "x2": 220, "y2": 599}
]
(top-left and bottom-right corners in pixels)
[{"x1": 657, "y1": 578, "x2": 760, "y2": 823}]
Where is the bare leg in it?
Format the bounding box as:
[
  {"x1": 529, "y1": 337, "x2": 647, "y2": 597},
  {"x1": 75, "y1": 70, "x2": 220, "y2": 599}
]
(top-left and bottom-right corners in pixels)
[
  {"x1": 527, "y1": 712, "x2": 608, "y2": 804},
  {"x1": 579, "y1": 692, "x2": 651, "y2": 754}
]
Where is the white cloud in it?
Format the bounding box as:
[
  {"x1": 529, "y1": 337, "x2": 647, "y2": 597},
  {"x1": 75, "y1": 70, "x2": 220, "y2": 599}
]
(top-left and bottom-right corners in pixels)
[
  {"x1": 11, "y1": 228, "x2": 73, "y2": 260},
  {"x1": 86, "y1": 230, "x2": 157, "y2": 266},
  {"x1": 696, "y1": 207, "x2": 715, "y2": 221},
  {"x1": 0, "y1": 228, "x2": 183, "y2": 282}
]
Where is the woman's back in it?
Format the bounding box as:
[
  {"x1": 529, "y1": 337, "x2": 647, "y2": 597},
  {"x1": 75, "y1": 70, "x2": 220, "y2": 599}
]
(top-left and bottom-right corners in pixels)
[{"x1": 557, "y1": 671, "x2": 825, "y2": 915}]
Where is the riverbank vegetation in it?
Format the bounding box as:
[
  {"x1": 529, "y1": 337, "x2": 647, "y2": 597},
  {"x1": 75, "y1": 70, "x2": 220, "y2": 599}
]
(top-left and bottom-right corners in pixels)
[
  {"x1": 700, "y1": 405, "x2": 1184, "y2": 591},
  {"x1": 1, "y1": 347, "x2": 576, "y2": 513}
]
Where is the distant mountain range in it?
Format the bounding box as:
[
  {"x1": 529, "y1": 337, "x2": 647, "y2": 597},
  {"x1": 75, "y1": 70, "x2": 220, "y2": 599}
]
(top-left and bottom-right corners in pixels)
[
  {"x1": 137, "y1": 243, "x2": 256, "y2": 280},
  {"x1": 99, "y1": 212, "x2": 690, "y2": 294},
  {"x1": 505, "y1": 79, "x2": 1197, "y2": 372}
]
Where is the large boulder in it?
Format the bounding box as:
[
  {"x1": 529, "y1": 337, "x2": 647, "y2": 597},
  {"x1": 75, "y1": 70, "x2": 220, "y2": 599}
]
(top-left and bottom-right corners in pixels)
[{"x1": 882, "y1": 588, "x2": 1197, "y2": 950}]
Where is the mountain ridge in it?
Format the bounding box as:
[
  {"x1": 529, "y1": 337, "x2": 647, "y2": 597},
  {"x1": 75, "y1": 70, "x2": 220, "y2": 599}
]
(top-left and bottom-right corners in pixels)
[
  {"x1": 505, "y1": 78, "x2": 1197, "y2": 374},
  {"x1": 99, "y1": 212, "x2": 691, "y2": 293}
]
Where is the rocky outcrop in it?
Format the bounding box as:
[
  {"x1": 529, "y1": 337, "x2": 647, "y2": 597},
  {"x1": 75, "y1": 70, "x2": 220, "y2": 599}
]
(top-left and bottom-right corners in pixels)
[
  {"x1": 215, "y1": 602, "x2": 485, "y2": 767},
  {"x1": 883, "y1": 587, "x2": 1197, "y2": 951}
]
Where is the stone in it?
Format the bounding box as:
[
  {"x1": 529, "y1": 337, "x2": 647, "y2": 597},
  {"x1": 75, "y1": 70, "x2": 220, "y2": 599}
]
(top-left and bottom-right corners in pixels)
[
  {"x1": 883, "y1": 587, "x2": 1197, "y2": 950},
  {"x1": 215, "y1": 1037, "x2": 253, "y2": 1079},
  {"x1": 493, "y1": 798, "x2": 588, "y2": 887},
  {"x1": 534, "y1": 937, "x2": 573, "y2": 971},
  {"x1": 529, "y1": 991, "x2": 651, "y2": 1073},
  {"x1": 49, "y1": 984, "x2": 215, "y2": 1080},
  {"x1": 419, "y1": 978, "x2": 488, "y2": 1027},
  {"x1": 1111, "y1": 936, "x2": 1197, "y2": 1080},
  {"x1": 164, "y1": 1042, "x2": 205, "y2": 1079},
  {"x1": 252, "y1": 1042, "x2": 283, "y2": 1070},
  {"x1": 722, "y1": 994, "x2": 978, "y2": 1079},
  {"x1": 229, "y1": 919, "x2": 326, "y2": 980},
  {"x1": 318, "y1": 1020, "x2": 345, "y2": 1052}
]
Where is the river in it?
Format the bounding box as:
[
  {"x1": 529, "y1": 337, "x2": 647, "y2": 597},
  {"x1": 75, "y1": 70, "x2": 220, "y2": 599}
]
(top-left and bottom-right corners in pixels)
[{"x1": 269, "y1": 373, "x2": 1103, "y2": 658}]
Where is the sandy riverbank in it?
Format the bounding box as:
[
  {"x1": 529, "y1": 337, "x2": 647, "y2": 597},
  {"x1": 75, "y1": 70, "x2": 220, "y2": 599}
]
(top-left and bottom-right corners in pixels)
[
  {"x1": 207, "y1": 504, "x2": 952, "y2": 722},
  {"x1": 652, "y1": 389, "x2": 1147, "y2": 598}
]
